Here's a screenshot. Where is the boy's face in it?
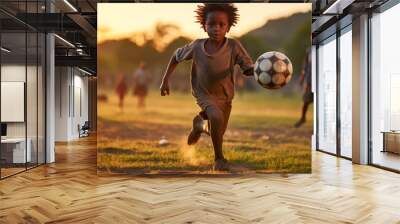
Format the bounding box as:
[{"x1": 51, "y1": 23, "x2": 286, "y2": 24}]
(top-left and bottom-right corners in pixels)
[{"x1": 205, "y1": 11, "x2": 229, "y2": 42}]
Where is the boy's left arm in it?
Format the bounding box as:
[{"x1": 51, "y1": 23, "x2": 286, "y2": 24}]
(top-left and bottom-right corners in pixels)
[{"x1": 234, "y1": 40, "x2": 254, "y2": 77}]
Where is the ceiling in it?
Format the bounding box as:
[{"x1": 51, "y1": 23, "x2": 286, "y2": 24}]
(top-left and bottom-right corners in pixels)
[
  {"x1": 0, "y1": 0, "x2": 97, "y2": 74},
  {"x1": 311, "y1": 0, "x2": 390, "y2": 41}
]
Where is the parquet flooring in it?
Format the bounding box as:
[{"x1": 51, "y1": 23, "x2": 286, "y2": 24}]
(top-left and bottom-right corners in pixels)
[{"x1": 0, "y1": 136, "x2": 399, "y2": 223}]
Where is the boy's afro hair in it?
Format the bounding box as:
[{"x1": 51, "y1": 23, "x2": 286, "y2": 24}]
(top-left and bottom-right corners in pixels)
[{"x1": 195, "y1": 3, "x2": 239, "y2": 31}]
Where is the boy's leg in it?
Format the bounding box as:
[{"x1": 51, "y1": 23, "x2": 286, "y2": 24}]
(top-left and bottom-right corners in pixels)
[
  {"x1": 213, "y1": 103, "x2": 232, "y2": 171},
  {"x1": 138, "y1": 96, "x2": 144, "y2": 108},
  {"x1": 205, "y1": 105, "x2": 226, "y2": 161},
  {"x1": 295, "y1": 101, "x2": 308, "y2": 128},
  {"x1": 119, "y1": 95, "x2": 124, "y2": 109},
  {"x1": 187, "y1": 114, "x2": 206, "y2": 145},
  {"x1": 221, "y1": 102, "x2": 232, "y2": 135},
  {"x1": 295, "y1": 89, "x2": 313, "y2": 128},
  {"x1": 142, "y1": 96, "x2": 146, "y2": 108}
]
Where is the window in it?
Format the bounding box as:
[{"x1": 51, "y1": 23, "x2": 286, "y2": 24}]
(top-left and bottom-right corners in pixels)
[
  {"x1": 339, "y1": 26, "x2": 352, "y2": 158},
  {"x1": 0, "y1": 2, "x2": 46, "y2": 179},
  {"x1": 370, "y1": 3, "x2": 400, "y2": 171},
  {"x1": 317, "y1": 35, "x2": 337, "y2": 154}
]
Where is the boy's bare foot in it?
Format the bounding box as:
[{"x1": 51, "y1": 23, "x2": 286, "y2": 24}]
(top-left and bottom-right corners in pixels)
[
  {"x1": 187, "y1": 115, "x2": 205, "y2": 145},
  {"x1": 294, "y1": 119, "x2": 305, "y2": 128},
  {"x1": 214, "y1": 158, "x2": 230, "y2": 171}
]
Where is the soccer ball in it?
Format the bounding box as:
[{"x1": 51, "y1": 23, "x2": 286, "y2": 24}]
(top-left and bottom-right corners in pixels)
[{"x1": 253, "y1": 51, "x2": 293, "y2": 89}]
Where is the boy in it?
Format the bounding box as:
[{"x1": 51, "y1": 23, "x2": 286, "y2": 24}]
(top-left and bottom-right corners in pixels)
[{"x1": 160, "y1": 4, "x2": 254, "y2": 171}]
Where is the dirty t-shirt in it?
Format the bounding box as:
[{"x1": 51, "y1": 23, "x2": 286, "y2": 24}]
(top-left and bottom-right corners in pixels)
[{"x1": 174, "y1": 38, "x2": 253, "y2": 110}]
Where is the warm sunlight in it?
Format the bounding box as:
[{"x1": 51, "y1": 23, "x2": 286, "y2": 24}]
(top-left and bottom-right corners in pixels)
[{"x1": 98, "y1": 3, "x2": 311, "y2": 44}]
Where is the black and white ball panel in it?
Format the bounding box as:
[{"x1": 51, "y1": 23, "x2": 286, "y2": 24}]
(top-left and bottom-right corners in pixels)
[{"x1": 253, "y1": 51, "x2": 293, "y2": 90}]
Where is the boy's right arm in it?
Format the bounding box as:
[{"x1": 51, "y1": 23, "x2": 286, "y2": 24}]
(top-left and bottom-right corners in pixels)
[
  {"x1": 160, "y1": 56, "x2": 179, "y2": 96},
  {"x1": 161, "y1": 40, "x2": 196, "y2": 95}
]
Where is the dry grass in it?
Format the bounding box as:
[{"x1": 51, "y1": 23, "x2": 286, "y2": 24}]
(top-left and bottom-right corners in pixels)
[{"x1": 97, "y1": 90, "x2": 313, "y2": 174}]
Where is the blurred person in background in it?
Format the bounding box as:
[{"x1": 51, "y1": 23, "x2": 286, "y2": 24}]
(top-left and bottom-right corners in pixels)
[
  {"x1": 116, "y1": 73, "x2": 128, "y2": 112},
  {"x1": 294, "y1": 47, "x2": 312, "y2": 128},
  {"x1": 132, "y1": 61, "x2": 151, "y2": 108}
]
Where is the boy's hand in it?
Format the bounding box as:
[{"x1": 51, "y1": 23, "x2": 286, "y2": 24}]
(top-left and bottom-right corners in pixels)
[
  {"x1": 243, "y1": 67, "x2": 254, "y2": 77},
  {"x1": 160, "y1": 80, "x2": 170, "y2": 96}
]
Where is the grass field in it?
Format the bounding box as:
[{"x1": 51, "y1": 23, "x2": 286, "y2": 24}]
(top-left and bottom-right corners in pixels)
[{"x1": 97, "y1": 90, "x2": 313, "y2": 174}]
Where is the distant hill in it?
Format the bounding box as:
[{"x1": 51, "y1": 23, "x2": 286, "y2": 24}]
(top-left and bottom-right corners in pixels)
[{"x1": 243, "y1": 12, "x2": 310, "y2": 49}]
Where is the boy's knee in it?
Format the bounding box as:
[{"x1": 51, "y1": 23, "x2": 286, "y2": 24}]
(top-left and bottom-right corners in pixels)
[{"x1": 206, "y1": 106, "x2": 224, "y2": 124}]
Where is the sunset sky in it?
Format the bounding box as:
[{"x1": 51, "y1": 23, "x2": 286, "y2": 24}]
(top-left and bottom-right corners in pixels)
[{"x1": 98, "y1": 3, "x2": 311, "y2": 45}]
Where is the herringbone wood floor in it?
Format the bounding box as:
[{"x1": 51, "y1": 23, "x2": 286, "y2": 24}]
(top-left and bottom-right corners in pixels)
[{"x1": 0, "y1": 137, "x2": 400, "y2": 224}]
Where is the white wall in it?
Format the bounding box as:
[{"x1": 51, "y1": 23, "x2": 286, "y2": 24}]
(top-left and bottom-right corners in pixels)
[
  {"x1": 55, "y1": 67, "x2": 89, "y2": 141},
  {"x1": 72, "y1": 72, "x2": 89, "y2": 138},
  {"x1": 55, "y1": 66, "x2": 70, "y2": 141},
  {"x1": 1, "y1": 64, "x2": 26, "y2": 81},
  {"x1": 1, "y1": 65, "x2": 26, "y2": 129},
  {"x1": 1, "y1": 64, "x2": 46, "y2": 163},
  {"x1": 1, "y1": 65, "x2": 31, "y2": 138}
]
